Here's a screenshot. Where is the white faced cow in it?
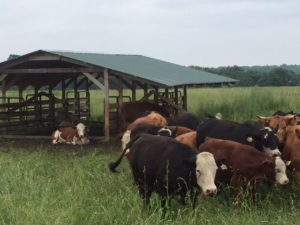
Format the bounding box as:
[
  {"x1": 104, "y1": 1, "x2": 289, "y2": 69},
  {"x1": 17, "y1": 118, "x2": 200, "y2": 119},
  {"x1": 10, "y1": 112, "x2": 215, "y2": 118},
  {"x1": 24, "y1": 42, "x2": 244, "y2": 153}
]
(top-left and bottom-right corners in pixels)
[{"x1": 52, "y1": 123, "x2": 90, "y2": 145}]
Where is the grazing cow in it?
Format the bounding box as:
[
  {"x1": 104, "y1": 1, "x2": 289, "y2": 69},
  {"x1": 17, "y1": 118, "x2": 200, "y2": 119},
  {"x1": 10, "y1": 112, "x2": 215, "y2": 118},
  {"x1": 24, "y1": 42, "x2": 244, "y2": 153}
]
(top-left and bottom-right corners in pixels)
[
  {"x1": 196, "y1": 119, "x2": 281, "y2": 156},
  {"x1": 169, "y1": 111, "x2": 201, "y2": 130},
  {"x1": 52, "y1": 123, "x2": 90, "y2": 145},
  {"x1": 118, "y1": 102, "x2": 170, "y2": 132},
  {"x1": 282, "y1": 125, "x2": 300, "y2": 172},
  {"x1": 198, "y1": 138, "x2": 289, "y2": 204},
  {"x1": 175, "y1": 131, "x2": 197, "y2": 149},
  {"x1": 110, "y1": 134, "x2": 223, "y2": 209},
  {"x1": 168, "y1": 126, "x2": 194, "y2": 137}
]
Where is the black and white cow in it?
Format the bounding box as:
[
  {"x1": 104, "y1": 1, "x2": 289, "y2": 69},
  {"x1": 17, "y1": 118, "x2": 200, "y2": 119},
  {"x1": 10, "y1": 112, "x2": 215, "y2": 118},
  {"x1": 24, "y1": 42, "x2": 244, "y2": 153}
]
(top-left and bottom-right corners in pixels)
[
  {"x1": 196, "y1": 119, "x2": 281, "y2": 156},
  {"x1": 110, "y1": 134, "x2": 224, "y2": 209}
]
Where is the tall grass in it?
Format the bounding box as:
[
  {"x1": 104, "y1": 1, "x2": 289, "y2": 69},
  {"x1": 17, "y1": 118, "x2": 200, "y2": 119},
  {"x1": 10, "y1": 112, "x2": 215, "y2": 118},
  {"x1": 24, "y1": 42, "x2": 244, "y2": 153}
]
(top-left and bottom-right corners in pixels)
[{"x1": 0, "y1": 139, "x2": 299, "y2": 225}]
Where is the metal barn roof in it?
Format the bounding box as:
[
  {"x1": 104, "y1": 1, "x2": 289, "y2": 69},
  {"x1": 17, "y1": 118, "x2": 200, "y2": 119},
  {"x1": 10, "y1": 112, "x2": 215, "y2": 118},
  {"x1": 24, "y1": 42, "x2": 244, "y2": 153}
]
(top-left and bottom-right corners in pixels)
[{"x1": 49, "y1": 51, "x2": 236, "y2": 87}]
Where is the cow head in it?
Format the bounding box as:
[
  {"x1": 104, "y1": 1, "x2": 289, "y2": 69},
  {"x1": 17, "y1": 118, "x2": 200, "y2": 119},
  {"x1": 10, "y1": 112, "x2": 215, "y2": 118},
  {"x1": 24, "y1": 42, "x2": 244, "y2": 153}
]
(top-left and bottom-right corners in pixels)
[
  {"x1": 247, "y1": 127, "x2": 281, "y2": 156},
  {"x1": 76, "y1": 123, "x2": 88, "y2": 138},
  {"x1": 274, "y1": 156, "x2": 289, "y2": 185},
  {"x1": 183, "y1": 152, "x2": 218, "y2": 196}
]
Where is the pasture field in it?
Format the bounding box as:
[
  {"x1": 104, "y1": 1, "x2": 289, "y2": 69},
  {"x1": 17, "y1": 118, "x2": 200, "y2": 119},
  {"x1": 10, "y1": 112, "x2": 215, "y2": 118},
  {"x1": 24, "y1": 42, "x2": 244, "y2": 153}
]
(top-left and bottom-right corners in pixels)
[{"x1": 1, "y1": 87, "x2": 300, "y2": 225}]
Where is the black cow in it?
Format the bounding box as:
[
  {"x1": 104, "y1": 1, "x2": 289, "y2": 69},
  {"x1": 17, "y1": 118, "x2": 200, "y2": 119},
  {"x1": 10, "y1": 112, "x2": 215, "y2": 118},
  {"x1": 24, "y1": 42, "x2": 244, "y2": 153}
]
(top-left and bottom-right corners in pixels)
[
  {"x1": 169, "y1": 111, "x2": 201, "y2": 130},
  {"x1": 196, "y1": 119, "x2": 281, "y2": 156},
  {"x1": 110, "y1": 134, "x2": 222, "y2": 209}
]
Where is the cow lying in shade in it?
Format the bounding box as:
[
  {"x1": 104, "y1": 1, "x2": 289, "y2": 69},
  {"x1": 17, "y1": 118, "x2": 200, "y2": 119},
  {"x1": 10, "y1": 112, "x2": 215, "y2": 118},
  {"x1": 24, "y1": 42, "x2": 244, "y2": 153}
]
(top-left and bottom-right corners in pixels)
[
  {"x1": 52, "y1": 123, "x2": 90, "y2": 145},
  {"x1": 198, "y1": 138, "x2": 289, "y2": 205},
  {"x1": 110, "y1": 134, "x2": 225, "y2": 209}
]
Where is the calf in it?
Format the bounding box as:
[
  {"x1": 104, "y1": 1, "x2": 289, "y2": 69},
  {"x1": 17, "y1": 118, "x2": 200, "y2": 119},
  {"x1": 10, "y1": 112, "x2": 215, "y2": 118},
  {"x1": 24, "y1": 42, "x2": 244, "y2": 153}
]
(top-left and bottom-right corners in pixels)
[
  {"x1": 196, "y1": 119, "x2": 281, "y2": 156},
  {"x1": 110, "y1": 134, "x2": 222, "y2": 209},
  {"x1": 198, "y1": 138, "x2": 289, "y2": 204},
  {"x1": 52, "y1": 123, "x2": 90, "y2": 145},
  {"x1": 175, "y1": 131, "x2": 197, "y2": 149}
]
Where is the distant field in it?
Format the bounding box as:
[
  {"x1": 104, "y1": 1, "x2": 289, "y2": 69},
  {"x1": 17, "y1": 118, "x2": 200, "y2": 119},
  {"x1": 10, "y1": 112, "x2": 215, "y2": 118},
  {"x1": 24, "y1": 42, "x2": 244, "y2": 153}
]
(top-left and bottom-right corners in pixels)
[
  {"x1": 1, "y1": 87, "x2": 300, "y2": 225},
  {"x1": 87, "y1": 86, "x2": 300, "y2": 121}
]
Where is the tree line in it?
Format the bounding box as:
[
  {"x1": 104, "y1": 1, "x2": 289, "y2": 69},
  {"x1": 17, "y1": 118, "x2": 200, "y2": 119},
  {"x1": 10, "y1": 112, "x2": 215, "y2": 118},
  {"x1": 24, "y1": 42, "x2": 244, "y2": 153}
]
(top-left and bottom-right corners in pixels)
[{"x1": 191, "y1": 65, "x2": 300, "y2": 86}]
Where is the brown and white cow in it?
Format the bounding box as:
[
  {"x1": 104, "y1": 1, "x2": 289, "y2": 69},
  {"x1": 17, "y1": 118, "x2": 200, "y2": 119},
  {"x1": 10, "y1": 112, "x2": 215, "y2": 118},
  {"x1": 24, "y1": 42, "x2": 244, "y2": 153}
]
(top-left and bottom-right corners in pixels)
[
  {"x1": 282, "y1": 125, "x2": 300, "y2": 172},
  {"x1": 198, "y1": 138, "x2": 289, "y2": 204},
  {"x1": 175, "y1": 131, "x2": 197, "y2": 149},
  {"x1": 257, "y1": 115, "x2": 297, "y2": 144},
  {"x1": 52, "y1": 123, "x2": 90, "y2": 145}
]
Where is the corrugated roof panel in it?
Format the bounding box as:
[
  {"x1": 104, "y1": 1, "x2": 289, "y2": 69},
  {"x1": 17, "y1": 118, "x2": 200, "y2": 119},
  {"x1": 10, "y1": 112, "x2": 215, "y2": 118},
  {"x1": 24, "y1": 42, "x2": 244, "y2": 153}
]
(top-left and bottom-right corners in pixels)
[{"x1": 50, "y1": 51, "x2": 237, "y2": 86}]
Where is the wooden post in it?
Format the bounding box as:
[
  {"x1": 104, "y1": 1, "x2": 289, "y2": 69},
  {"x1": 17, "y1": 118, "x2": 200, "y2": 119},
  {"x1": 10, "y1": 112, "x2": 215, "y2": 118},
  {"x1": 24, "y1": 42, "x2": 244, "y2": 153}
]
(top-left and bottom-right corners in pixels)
[
  {"x1": 183, "y1": 85, "x2": 187, "y2": 110},
  {"x1": 18, "y1": 85, "x2": 23, "y2": 121},
  {"x1": 144, "y1": 83, "x2": 148, "y2": 100},
  {"x1": 74, "y1": 76, "x2": 79, "y2": 119},
  {"x1": 2, "y1": 78, "x2": 7, "y2": 109},
  {"x1": 49, "y1": 85, "x2": 54, "y2": 122},
  {"x1": 34, "y1": 86, "x2": 39, "y2": 121},
  {"x1": 104, "y1": 69, "x2": 110, "y2": 142},
  {"x1": 132, "y1": 81, "x2": 136, "y2": 102},
  {"x1": 174, "y1": 86, "x2": 179, "y2": 115},
  {"x1": 117, "y1": 77, "x2": 123, "y2": 121},
  {"x1": 154, "y1": 86, "x2": 159, "y2": 104}
]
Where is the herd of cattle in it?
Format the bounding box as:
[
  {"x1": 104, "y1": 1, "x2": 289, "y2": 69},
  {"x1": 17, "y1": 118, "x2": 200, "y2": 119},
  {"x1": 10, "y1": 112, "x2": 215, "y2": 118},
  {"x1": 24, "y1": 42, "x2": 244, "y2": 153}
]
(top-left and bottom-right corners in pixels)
[{"x1": 108, "y1": 103, "x2": 300, "y2": 209}]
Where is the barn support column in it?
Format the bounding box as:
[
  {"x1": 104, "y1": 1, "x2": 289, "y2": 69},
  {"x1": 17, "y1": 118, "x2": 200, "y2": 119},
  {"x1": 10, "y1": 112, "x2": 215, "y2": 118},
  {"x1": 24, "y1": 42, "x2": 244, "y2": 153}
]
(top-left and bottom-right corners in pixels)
[
  {"x1": 144, "y1": 83, "x2": 148, "y2": 99},
  {"x1": 183, "y1": 85, "x2": 187, "y2": 110},
  {"x1": 174, "y1": 86, "x2": 179, "y2": 114},
  {"x1": 49, "y1": 84, "x2": 55, "y2": 122},
  {"x1": 154, "y1": 86, "x2": 159, "y2": 104},
  {"x1": 117, "y1": 77, "x2": 123, "y2": 127},
  {"x1": 1, "y1": 76, "x2": 7, "y2": 107},
  {"x1": 103, "y1": 69, "x2": 110, "y2": 142},
  {"x1": 18, "y1": 85, "x2": 23, "y2": 121},
  {"x1": 132, "y1": 81, "x2": 136, "y2": 102}
]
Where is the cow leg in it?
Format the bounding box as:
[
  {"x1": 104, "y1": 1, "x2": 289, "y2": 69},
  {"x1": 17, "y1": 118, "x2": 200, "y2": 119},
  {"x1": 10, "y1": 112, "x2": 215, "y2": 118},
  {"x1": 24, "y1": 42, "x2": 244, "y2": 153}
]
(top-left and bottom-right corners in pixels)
[
  {"x1": 250, "y1": 179, "x2": 257, "y2": 204},
  {"x1": 190, "y1": 189, "x2": 199, "y2": 209},
  {"x1": 231, "y1": 175, "x2": 244, "y2": 207},
  {"x1": 138, "y1": 186, "x2": 151, "y2": 210}
]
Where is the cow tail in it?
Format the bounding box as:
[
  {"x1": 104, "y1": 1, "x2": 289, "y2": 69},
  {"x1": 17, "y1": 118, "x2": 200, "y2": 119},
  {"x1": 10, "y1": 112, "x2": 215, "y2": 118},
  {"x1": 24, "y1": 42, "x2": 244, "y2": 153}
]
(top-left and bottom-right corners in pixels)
[{"x1": 108, "y1": 134, "x2": 142, "y2": 173}]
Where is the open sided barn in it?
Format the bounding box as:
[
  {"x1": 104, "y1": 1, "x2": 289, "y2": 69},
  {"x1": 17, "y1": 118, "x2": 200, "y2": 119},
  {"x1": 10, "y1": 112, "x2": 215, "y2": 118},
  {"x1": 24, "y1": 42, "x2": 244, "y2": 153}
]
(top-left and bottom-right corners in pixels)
[{"x1": 0, "y1": 50, "x2": 236, "y2": 141}]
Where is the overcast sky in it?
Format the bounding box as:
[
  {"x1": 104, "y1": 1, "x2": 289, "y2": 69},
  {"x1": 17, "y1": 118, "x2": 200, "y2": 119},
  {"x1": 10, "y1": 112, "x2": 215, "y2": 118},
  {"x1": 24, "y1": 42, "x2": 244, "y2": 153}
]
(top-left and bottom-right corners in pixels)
[{"x1": 0, "y1": 0, "x2": 299, "y2": 67}]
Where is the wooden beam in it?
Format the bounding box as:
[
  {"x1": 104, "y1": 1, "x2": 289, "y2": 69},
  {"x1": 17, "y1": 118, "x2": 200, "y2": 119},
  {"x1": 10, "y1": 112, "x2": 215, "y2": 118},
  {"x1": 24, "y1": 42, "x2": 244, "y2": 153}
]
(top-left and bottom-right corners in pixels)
[
  {"x1": 4, "y1": 76, "x2": 22, "y2": 91},
  {"x1": 1, "y1": 78, "x2": 6, "y2": 107},
  {"x1": 88, "y1": 74, "x2": 101, "y2": 88},
  {"x1": 0, "y1": 74, "x2": 7, "y2": 83},
  {"x1": 83, "y1": 72, "x2": 105, "y2": 91},
  {"x1": 0, "y1": 68, "x2": 101, "y2": 74},
  {"x1": 103, "y1": 69, "x2": 110, "y2": 142}
]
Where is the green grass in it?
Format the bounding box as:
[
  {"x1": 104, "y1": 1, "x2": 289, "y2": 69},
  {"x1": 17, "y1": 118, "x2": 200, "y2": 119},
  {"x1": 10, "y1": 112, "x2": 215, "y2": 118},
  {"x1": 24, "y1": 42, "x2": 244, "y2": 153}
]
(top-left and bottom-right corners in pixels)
[
  {"x1": 0, "y1": 139, "x2": 300, "y2": 225},
  {"x1": 2, "y1": 87, "x2": 300, "y2": 224}
]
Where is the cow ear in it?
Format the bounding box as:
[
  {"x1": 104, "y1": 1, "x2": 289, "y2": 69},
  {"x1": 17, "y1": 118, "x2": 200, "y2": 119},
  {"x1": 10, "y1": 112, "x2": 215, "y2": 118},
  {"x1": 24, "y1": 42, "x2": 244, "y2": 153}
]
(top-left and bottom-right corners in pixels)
[
  {"x1": 257, "y1": 116, "x2": 270, "y2": 126},
  {"x1": 216, "y1": 159, "x2": 228, "y2": 170},
  {"x1": 182, "y1": 156, "x2": 196, "y2": 168},
  {"x1": 295, "y1": 129, "x2": 300, "y2": 139},
  {"x1": 287, "y1": 116, "x2": 297, "y2": 125},
  {"x1": 246, "y1": 135, "x2": 254, "y2": 143},
  {"x1": 285, "y1": 160, "x2": 292, "y2": 167}
]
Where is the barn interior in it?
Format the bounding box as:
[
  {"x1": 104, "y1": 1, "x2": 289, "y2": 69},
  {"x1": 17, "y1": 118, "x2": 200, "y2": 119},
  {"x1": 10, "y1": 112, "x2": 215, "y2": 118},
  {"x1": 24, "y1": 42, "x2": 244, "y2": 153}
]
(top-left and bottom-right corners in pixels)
[{"x1": 0, "y1": 50, "x2": 236, "y2": 141}]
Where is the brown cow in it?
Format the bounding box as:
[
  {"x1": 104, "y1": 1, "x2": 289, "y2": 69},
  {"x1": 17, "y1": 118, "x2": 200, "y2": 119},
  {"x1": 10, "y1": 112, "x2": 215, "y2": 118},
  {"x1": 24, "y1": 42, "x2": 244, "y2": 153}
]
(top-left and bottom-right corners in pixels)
[
  {"x1": 198, "y1": 138, "x2": 289, "y2": 204},
  {"x1": 257, "y1": 115, "x2": 297, "y2": 144},
  {"x1": 175, "y1": 131, "x2": 197, "y2": 149},
  {"x1": 168, "y1": 126, "x2": 194, "y2": 137},
  {"x1": 282, "y1": 125, "x2": 300, "y2": 172},
  {"x1": 118, "y1": 102, "x2": 170, "y2": 132}
]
